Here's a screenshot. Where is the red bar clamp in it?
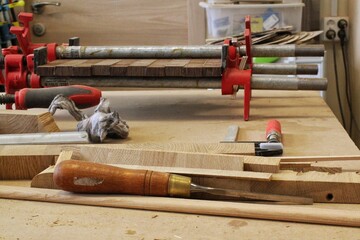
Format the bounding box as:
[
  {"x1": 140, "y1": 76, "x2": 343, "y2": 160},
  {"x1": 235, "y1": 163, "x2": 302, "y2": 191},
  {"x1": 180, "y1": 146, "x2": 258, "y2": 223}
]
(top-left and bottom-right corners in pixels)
[
  {"x1": 221, "y1": 16, "x2": 253, "y2": 121},
  {"x1": 2, "y1": 12, "x2": 58, "y2": 108}
]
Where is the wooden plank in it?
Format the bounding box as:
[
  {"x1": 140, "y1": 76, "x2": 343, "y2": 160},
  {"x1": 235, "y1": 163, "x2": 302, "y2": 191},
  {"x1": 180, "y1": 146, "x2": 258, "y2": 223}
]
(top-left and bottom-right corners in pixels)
[
  {"x1": 54, "y1": 59, "x2": 88, "y2": 76},
  {"x1": 127, "y1": 59, "x2": 157, "y2": 76},
  {"x1": 203, "y1": 59, "x2": 221, "y2": 77},
  {"x1": 99, "y1": 143, "x2": 255, "y2": 156},
  {"x1": 1, "y1": 186, "x2": 360, "y2": 227},
  {"x1": 0, "y1": 155, "x2": 55, "y2": 180},
  {"x1": 247, "y1": 170, "x2": 360, "y2": 203},
  {"x1": 73, "y1": 59, "x2": 102, "y2": 76},
  {"x1": 112, "y1": 164, "x2": 271, "y2": 180},
  {"x1": 36, "y1": 60, "x2": 67, "y2": 76},
  {"x1": 280, "y1": 162, "x2": 342, "y2": 173},
  {"x1": 164, "y1": 59, "x2": 190, "y2": 76},
  {"x1": 69, "y1": 147, "x2": 245, "y2": 171},
  {"x1": 92, "y1": 59, "x2": 121, "y2": 76},
  {"x1": 0, "y1": 110, "x2": 60, "y2": 134},
  {"x1": 109, "y1": 59, "x2": 137, "y2": 76},
  {"x1": 146, "y1": 59, "x2": 169, "y2": 77},
  {"x1": 67, "y1": 144, "x2": 279, "y2": 173},
  {"x1": 184, "y1": 59, "x2": 207, "y2": 77}
]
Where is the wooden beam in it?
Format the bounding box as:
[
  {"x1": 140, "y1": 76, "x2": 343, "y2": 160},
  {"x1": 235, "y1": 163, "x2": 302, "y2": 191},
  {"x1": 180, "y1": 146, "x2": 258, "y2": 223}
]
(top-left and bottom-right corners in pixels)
[
  {"x1": 1, "y1": 185, "x2": 360, "y2": 227},
  {"x1": 37, "y1": 59, "x2": 221, "y2": 77}
]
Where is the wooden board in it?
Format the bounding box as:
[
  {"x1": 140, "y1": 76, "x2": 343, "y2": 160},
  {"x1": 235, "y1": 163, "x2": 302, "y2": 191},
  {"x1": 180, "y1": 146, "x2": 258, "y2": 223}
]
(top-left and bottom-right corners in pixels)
[
  {"x1": 0, "y1": 110, "x2": 60, "y2": 134},
  {"x1": 37, "y1": 59, "x2": 221, "y2": 77},
  {"x1": 29, "y1": 146, "x2": 360, "y2": 203},
  {"x1": 1, "y1": 185, "x2": 360, "y2": 227},
  {"x1": 0, "y1": 145, "x2": 61, "y2": 180}
]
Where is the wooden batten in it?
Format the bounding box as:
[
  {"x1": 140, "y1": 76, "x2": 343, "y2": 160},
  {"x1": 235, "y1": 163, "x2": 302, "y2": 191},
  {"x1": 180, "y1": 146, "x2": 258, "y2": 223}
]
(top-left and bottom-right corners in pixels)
[
  {"x1": 0, "y1": 110, "x2": 60, "y2": 133},
  {"x1": 1, "y1": 186, "x2": 360, "y2": 227}
]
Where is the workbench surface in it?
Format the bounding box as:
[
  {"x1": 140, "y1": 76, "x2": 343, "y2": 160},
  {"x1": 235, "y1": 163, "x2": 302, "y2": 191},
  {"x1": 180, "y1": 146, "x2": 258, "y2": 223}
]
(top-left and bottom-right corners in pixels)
[{"x1": 1, "y1": 89, "x2": 360, "y2": 239}]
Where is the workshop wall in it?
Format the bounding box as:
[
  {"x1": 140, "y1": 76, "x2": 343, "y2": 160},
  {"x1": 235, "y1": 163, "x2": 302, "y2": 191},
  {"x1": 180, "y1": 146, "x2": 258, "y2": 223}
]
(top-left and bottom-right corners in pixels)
[
  {"x1": 347, "y1": 0, "x2": 360, "y2": 147},
  {"x1": 321, "y1": 0, "x2": 360, "y2": 148},
  {"x1": 26, "y1": 0, "x2": 188, "y2": 45}
]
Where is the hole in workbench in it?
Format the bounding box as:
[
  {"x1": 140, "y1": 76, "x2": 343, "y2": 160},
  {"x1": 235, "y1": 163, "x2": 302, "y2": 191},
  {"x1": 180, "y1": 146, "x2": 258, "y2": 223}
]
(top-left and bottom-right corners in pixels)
[{"x1": 326, "y1": 193, "x2": 334, "y2": 201}]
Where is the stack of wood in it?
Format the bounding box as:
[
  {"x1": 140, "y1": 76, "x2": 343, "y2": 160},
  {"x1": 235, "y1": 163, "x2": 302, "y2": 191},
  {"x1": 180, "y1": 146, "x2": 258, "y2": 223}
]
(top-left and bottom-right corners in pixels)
[{"x1": 1, "y1": 143, "x2": 360, "y2": 227}]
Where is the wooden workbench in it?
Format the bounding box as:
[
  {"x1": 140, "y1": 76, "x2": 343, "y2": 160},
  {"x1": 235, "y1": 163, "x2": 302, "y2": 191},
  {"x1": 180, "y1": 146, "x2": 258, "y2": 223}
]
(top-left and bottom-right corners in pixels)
[{"x1": 1, "y1": 89, "x2": 360, "y2": 239}]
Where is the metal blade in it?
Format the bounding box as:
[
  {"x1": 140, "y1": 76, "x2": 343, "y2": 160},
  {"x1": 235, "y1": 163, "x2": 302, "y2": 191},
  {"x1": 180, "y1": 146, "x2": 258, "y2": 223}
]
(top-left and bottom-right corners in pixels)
[
  {"x1": 0, "y1": 131, "x2": 90, "y2": 145},
  {"x1": 190, "y1": 183, "x2": 313, "y2": 205}
]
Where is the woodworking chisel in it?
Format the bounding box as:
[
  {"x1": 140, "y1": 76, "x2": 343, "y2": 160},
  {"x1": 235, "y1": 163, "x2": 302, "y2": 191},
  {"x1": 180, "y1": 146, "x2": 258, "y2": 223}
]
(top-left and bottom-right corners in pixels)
[
  {"x1": 0, "y1": 85, "x2": 101, "y2": 109},
  {"x1": 54, "y1": 160, "x2": 313, "y2": 205}
]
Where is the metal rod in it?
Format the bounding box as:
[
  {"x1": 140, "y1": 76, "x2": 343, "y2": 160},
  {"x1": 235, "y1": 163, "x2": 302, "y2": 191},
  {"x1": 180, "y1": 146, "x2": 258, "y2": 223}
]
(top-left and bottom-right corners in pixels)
[
  {"x1": 190, "y1": 183, "x2": 313, "y2": 205},
  {"x1": 55, "y1": 45, "x2": 325, "y2": 59},
  {"x1": 0, "y1": 131, "x2": 90, "y2": 145},
  {"x1": 41, "y1": 76, "x2": 328, "y2": 90},
  {"x1": 252, "y1": 64, "x2": 318, "y2": 75}
]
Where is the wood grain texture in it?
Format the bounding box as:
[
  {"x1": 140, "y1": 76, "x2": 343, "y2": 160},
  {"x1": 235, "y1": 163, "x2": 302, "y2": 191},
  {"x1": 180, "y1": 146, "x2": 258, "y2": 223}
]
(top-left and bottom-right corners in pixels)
[
  {"x1": 1, "y1": 185, "x2": 360, "y2": 227},
  {"x1": 0, "y1": 110, "x2": 60, "y2": 134},
  {"x1": 37, "y1": 59, "x2": 221, "y2": 77},
  {"x1": 53, "y1": 160, "x2": 171, "y2": 196},
  {"x1": 93, "y1": 143, "x2": 255, "y2": 156},
  {"x1": 111, "y1": 164, "x2": 272, "y2": 181},
  {"x1": 55, "y1": 60, "x2": 88, "y2": 76},
  {"x1": 67, "y1": 146, "x2": 245, "y2": 170},
  {"x1": 73, "y1": 59, "x2": 102, "y2": 76},
  {"x1": 28, "y1": 0, "x2": 188, "y2": 45},
  {"x1": 92, "y1": 59, "x2": 121, "y2": 76},
  {"x1": 0, "y1": 155, "x2": 55, "y2": 180}
]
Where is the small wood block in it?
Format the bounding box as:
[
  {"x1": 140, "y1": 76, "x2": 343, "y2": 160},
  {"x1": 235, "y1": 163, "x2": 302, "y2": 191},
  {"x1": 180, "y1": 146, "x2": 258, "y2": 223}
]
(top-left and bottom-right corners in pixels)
[
  {"x1": 127, "y1": 59, "x2": 156, "y2": 76},
  {"x1": 203, "y1": 59, "x2": 222, "y2": 77},
  {"x1": 0, "y1": 155, "x2": 56, "y2": 180},
  {"x1": 0, "y1": 110, "x2": 60, "y2": 134},
  {"x1": 164, "y1": 59, "x2": 190, "y2": 77},
  {"x1": 110, "y1": 59, "x2": 137, "y2": 76},
  {"x1": 146, "y1": 59, "x2": 169, "y2": 77},
  {"x1": 55, "y1": 60, "x2": 88, "y2": 76},
  {"x1": 37, "y1": 60, "x2": 68, "y2": 76},
  {"x1": 92, "y1": 59, "x2": 120, "y2": 76},
  {"x1": 184, "y1": 59, "x2": 207, "y2": 77},
  {"x1": 73, "y1": 59, "x2": 102, "y2": 76}
]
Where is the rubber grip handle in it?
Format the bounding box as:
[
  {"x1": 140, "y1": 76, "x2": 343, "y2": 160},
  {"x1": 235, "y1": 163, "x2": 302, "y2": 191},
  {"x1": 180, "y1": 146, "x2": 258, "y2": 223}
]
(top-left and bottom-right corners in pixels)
[
  {"x1": 53, "y1": 160, "x2": 170, "y2": 196},
  {"x1": 266, "y1": 119, "x2": 282, "y2": 143},
  {"x1": 15, "y1": 85, "x2": 101, "y2": 109}
]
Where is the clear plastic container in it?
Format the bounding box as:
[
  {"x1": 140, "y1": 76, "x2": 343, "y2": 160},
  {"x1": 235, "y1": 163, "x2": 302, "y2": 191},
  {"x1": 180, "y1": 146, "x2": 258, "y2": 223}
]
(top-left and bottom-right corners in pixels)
[{"x1": 199, "y1": 2, "x2": 305, "y2": 39}]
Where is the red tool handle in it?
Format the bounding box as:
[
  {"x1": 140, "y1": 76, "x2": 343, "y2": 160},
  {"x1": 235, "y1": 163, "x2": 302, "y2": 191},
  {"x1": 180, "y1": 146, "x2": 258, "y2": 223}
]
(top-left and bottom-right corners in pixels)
[
  {"x1": 265, "y1": 119, "x2": 282, "y2": 143},
  {"x1": 14, "y1": 85, "x2": 101, "y2": 109}
]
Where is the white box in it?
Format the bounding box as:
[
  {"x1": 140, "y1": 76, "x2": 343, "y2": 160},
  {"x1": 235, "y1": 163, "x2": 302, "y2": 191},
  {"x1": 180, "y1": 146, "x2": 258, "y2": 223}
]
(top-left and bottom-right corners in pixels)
[{"x1": 199, "y1": 2, "x2": 304, "y2": 39}]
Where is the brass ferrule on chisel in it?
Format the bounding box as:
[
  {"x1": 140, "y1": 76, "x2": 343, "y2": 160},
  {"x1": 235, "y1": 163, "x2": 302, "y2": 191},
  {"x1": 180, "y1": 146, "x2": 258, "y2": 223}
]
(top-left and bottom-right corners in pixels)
[{"x1": 168, "y1": 174, "x2": 192, "y2": 198}]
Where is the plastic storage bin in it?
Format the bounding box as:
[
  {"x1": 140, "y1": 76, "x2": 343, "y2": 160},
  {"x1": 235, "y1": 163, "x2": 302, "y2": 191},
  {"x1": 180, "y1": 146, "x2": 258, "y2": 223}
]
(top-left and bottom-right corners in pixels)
[{"x1": 199, "y1": 2, "x2": 304, "y2": 39}]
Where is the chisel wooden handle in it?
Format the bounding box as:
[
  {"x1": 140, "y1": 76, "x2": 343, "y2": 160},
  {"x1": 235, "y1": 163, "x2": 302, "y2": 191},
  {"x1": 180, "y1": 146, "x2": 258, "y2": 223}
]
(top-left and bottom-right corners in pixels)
[{"x1": 53, "y1": 160, "x2": 191, "y2": 197}]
